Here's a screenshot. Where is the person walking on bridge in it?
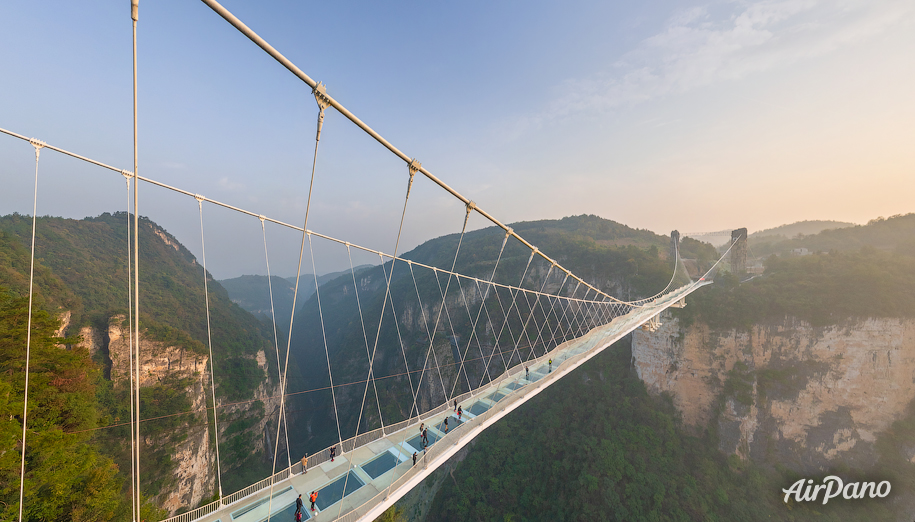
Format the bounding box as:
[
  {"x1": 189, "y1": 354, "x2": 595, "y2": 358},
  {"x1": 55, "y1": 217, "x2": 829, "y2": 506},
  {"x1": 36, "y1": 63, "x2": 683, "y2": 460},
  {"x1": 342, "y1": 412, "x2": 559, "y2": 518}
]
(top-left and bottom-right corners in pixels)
[
  {"x1": 548, "y1": 359, "x2": 552, "y2": 373},
  {"x1": 309, "y1": 491, "x2": 318, "y2": 512},
  {"x1": 453, "y1": 399, "x2": 458, "y2": 412},
  {"x1": 295, "y1": 494, "x2": 303, "y2": 518},
  {"x1": 330, "y1": 445, "x2": 336, "y2": 462},
  {"x1": 457, "y1": 405, "x2": 462, "y2": 420},
  {"x1": 444, "y1": 417, "x2": 449, "y2": 433}
]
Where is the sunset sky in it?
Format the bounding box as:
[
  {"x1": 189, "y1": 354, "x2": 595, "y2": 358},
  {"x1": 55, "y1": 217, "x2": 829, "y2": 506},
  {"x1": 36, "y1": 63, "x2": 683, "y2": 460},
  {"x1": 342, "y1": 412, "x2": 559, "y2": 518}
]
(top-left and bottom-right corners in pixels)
[{"x1": 1, "y1": 0, "x2": 913, "y2": 278}]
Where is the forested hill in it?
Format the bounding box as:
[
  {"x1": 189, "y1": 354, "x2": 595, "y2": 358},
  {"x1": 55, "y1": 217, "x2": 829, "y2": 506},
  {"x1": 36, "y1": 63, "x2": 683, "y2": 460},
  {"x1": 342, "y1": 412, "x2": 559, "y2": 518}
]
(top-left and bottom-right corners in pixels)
[
  {"x1": 680, "y1": 213, "x2": 915, "y2": 329},
  {"x1": 426, "y1": 339, "x2": 896, "y2": 522},
  {"x1": 0, "y1": 212, "x2": 279, "y2": 519},
  {"x1": 750, "y1": 213, "x2": 915, "y2": 257},
  {"x1": 749, "y1": 220, "x2": 855, "y2": 240},
  {"x1": 284, "y1": 214, "x2": 718, "y2": 459},
  {"x1": 0, "y1": 212, "x2": 271, "y2": 398}
]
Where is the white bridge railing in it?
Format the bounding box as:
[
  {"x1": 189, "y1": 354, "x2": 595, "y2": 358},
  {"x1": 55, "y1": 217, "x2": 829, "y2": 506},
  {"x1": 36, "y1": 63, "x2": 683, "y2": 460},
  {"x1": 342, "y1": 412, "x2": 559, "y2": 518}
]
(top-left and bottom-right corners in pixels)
[{"x1": 162, "y1": 282, "x2": 705, "y2": 522}]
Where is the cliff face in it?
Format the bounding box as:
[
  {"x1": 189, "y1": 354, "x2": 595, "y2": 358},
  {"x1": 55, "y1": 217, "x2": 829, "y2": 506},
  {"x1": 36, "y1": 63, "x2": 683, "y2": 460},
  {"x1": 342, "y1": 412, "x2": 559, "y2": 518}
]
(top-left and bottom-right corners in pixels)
[
  {"x1": 631, "y1": 313, "x2": 915, "y2": 471},
  {"x1": 102, "y1": 316, "x2": 217, "y2": 513},
  {"x1": 75, "y1": 316, "x2": 281, "y2": 515}
]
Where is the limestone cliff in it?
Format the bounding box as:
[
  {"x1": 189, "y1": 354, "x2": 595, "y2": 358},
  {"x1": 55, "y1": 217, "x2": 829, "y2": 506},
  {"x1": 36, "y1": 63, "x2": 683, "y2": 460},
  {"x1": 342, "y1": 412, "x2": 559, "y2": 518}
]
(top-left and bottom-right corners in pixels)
[
  {"x1": 74, "y1": 316, "x2": 281, "y2": 515},
  {"x1": 631, "y1": 312, "x2": 915, "y2": 471},
  {"x1": 104, "y1": 316, "x2": 216, "y2": 513}
]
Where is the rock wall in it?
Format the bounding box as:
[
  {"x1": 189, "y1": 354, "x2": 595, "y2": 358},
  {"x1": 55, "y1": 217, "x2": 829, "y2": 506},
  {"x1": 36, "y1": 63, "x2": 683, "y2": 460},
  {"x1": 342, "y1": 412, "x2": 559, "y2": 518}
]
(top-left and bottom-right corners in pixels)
[
  {"x1": 105, "y1": 316, "x2": 216, "y2": 513},
  {"x1": 631, "y1": 313, "x2": 915, "y2": 471},
  {"x1": 77, "y1": 316, "x2": 281, "y2": 515}
]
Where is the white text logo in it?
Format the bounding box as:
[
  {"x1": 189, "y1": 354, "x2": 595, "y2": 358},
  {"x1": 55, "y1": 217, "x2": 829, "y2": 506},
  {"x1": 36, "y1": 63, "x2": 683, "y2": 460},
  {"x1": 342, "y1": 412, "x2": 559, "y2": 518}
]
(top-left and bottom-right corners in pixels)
[{"x1": 782, "y1": 476, "x2": 890, "y2": 504}]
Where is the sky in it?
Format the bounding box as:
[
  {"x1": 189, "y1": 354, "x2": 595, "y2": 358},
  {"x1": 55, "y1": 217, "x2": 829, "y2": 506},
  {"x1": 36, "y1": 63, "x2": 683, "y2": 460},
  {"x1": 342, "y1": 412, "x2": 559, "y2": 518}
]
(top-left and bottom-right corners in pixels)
[{"x1": 1, "y1": 0, "x2": 914, "y2": 279}]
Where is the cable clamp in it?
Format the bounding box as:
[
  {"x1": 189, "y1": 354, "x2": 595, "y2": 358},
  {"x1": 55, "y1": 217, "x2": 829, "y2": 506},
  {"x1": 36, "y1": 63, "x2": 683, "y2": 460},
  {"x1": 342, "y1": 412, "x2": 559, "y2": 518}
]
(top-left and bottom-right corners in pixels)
[
  {"x1": 305, "y1": 229, "x2": 313, "y2": 236},
  {"x1": 121, "y1": 169, "x2": 134, "y2": 180},
  {"x1": 313, "y1": 82, "x2": 331, "y2": 110},
  {"x1": 258, "y1": 215, "x2": 266, "y2": 223},
  {"x1": 505, "y1": 227, "x2": 513, "y2": 237},
  {"x1": 466, "y1": 201, "x2": 476, "y2": 213},
  {"x1": 408, "y1": 159, "x2": 421, "y2": 176},
  {"x1": 29, "y1": 138, "x2": 46, "y2": 150},
  {"x1": 313, "y1": 82, "x2": 331, "y2": 141},
  {"x1": 194, "y1": 194, "x2": 205, "y2": 203}
]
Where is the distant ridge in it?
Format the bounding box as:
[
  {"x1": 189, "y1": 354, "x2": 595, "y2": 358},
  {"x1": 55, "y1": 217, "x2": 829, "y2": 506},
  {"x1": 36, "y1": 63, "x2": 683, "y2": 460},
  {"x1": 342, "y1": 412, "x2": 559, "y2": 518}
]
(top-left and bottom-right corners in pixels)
[
  {"x1": 750, "y1": 220, "x2": 856, "y2": 239},
  {"x1": 219, "y1": 265, "x2": 375, "y2": 332}
]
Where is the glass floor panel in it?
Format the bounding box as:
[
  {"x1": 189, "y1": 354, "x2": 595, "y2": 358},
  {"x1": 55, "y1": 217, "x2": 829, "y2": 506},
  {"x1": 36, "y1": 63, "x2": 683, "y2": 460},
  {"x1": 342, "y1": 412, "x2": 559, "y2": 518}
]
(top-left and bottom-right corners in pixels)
[
  {"x1": 259, "y1": 501, "x2": 310, "y2": 522},
  {"x1": 231, "y1": 486, "x2": 293, "y2": 519},
  {"x1": 487, "y1": 391, "x2": 507, "y2": 402},
  {"x1": 360, "y1": 451, "x2": 400, "y2": 480},
  {"x1": 315, "y1": 471, "x2": 365, "y2": 511},
  {"x1": 504, "y1": 382, "x2": 523, "y2": 390},
  {"x1": 407, "y1": 429, "x2": 440, "y2": 451},
  {"x1": 435, "y1": 418, "x2": 457, "y2": 434},
  {"x1": 468, "y1": 401, "x2": 491, "y2": 416}
]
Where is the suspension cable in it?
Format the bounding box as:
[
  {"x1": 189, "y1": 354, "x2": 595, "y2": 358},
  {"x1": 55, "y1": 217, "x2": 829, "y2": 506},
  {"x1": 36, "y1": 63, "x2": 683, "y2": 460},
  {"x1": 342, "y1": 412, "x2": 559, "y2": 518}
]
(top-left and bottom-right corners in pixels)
[
  {"x1": 438, "y1": 206, "x2": 475, "y2": 401},
  {"x1": 466, "y1": 232, "x2": 510, "y2": 389},
  {"x1": 17, "y1": 139, "x2": 43, "y2": 522},
  {"x1": 197, "y1": 0, "x2": 620, "y2": 303},
  {"x1": 493, "y1": 251, "x2": 535, "y2": 371},
  {"x1": 337, "y1": 158, "x2": 421, "y2": 520},
  {"x1": 434, "y1": 268, "x2": 471, "y2": 392},
  {"x1": 196, "y1": 198, "x2": 224, "y2": 500},
  {"x1": 346, "y1": 244, "x2": 385, "y2": 429},
  {"x1": 308, "y1": 234, "x2": 343, "y2": 446},
  {"x1": 260, "y1": 217, "x2": 291, "y2": 476},
  {"x1": 130, "y1": 1, "x2": 142, "y2": 516},
  {"x1": 406, "y1": 261, "x2": 449, "y2": 407},
  {"x1": 122, "y1": 173, "x2": 137, "y2": 522}
]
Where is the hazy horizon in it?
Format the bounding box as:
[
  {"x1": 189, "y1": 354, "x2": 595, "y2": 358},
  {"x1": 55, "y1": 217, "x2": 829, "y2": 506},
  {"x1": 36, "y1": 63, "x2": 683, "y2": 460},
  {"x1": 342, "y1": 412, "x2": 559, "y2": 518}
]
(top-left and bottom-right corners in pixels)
[{"x1": 2, "y1": 0, "x2": 912, "y2": 279}]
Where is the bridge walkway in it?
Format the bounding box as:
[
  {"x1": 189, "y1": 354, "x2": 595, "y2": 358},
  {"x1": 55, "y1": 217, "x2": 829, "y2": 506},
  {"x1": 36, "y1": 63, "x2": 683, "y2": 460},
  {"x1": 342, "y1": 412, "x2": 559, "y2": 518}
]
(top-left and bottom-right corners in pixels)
[{"x1": 183, "y1": 282, "x2": 707, "y2": 522}]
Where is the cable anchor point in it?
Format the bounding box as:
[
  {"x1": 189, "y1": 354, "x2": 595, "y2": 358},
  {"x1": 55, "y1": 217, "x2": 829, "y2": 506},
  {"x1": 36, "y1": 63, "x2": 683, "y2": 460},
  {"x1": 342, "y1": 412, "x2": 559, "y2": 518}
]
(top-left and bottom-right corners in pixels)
[
  {"x1": 313, "y1": 82, "x2": 331, "y2": 141},
  {"x1": 408, "y1": 158, "x2": 421, "y2": 177},
  {"x1": 29, "y1": 138, "x2": 46, "y2": 159},
  {"x1": 465, "y1": 201, "x2": 476, "y2": 214}
]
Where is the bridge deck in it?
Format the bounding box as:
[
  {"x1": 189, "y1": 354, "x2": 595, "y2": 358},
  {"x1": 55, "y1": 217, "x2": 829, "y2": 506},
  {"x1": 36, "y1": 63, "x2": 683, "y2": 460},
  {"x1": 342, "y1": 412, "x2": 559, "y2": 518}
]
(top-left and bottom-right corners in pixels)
[{"x1": 176, "y1": 283, "x2": 707, "y2": 522}]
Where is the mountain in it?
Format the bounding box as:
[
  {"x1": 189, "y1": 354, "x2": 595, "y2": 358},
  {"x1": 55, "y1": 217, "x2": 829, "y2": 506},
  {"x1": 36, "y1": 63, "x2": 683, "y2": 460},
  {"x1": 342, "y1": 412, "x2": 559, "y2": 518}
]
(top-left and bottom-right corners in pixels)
[
  {"x1": 218, "y1": 265, "x2": 375, "y2": 335},
  {"x1": 281, "y1": 214, "x2": 717, "y2": 460},
  {"x1": 747, "y1": 215, "x2": 915, "y2": 257},
  {"x1": 624, "y1": 212, "x2": 915, "y2": 520},
  {"x1": 0, "y1": 212, "x2": 291, "y2": 517},
  {"x1": 749, "y1": 219, "x2": 856, "y2": 239},
  {"x1": 284, "y1": 266, "x2": 375, "y2": 287}
]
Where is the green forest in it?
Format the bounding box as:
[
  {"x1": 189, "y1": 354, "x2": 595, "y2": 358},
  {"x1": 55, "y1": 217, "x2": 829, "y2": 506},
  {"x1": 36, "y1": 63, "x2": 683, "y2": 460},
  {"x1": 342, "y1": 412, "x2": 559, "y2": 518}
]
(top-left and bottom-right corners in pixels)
[
  {"x1": 286, "y1": 214, "x2": 711, "y2": 458},
  {"x1": 0, "y1": 213, "x2": 284, "y2": 520},
  {"x1": 679, "y1": 217, "x2": 915, "y2": 330},
  {"x1": 0, "y1": 289, "x2": 163, "y2": 521},
  {"x1": 428, "y1": 340, "x2": 907, "y2": 522}
]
